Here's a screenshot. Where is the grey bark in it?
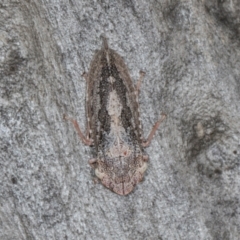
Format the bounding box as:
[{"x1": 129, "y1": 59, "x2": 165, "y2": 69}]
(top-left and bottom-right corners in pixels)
[{"x1": 1, "y1": 0, "x2": 240, "y2": 239}]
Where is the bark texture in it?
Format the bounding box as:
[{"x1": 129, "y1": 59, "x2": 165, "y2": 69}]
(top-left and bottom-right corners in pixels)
[{"x1": 1, "y1": 0, "x2": 240, "y2": 239}]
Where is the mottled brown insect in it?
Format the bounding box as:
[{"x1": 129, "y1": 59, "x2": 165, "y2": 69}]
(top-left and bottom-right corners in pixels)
[{"x1": 64, "y1": 36, "x2": 166, "y2": 195}]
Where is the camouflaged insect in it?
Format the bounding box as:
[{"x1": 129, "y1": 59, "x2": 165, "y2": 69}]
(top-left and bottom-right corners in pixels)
[{"x1": 65, "y1": 36, "x2": 166, "y2": 195}]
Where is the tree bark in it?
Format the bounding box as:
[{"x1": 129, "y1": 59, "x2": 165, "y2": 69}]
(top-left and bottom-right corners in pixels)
[{"x1": 1, "y1": 0, "x2": 240, "y2": 239}]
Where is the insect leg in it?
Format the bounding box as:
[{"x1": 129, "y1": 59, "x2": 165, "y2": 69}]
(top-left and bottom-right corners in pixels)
[
  {"x1": 63, "y1": 114, "x2": 93, "y2": 146},
  {"x1": 142, "y1": 113, "x2": 166, "y2": 147}
]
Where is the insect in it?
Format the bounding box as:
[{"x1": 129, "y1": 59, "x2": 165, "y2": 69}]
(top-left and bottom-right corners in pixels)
[{"x1": 64, "y1": 36, "x2": 166, "y2": 195}]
